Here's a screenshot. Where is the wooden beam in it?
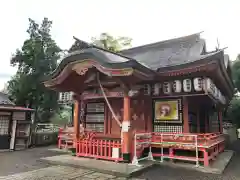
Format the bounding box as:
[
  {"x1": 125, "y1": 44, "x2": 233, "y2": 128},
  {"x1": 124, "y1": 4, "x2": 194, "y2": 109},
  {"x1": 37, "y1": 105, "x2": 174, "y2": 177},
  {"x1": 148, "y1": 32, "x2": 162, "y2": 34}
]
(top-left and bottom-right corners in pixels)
[
  {"x1": 197, "y1": 108, "x2": 200, "y2": 133},
  {"x1": 218, "y1": 110, "x2": 223, "y2": 133},
  {"x1": 183, "y1": 97, "x2": 189, "y2": 133}
]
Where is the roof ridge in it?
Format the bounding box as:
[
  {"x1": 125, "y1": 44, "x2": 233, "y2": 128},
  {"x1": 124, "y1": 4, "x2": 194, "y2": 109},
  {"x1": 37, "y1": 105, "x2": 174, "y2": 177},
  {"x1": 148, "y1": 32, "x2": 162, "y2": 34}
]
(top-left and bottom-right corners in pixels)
[{"x1": 120, "y1": 32, "x2": 203, "y2": 54}]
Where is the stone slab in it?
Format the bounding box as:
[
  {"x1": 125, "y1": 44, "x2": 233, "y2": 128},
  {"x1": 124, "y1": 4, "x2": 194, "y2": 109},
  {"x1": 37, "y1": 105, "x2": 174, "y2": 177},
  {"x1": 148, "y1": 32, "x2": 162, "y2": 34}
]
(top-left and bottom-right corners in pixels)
[
  {"x1": 154, "y1": 150, "x2": 234, "y2": 174},
  {"x1": 0, "y1": 166, "x2": 92, "y2": 180},
  {"x1": 40, "y1": 155, "x2": 154, "y2": 178},
  {"x1": 48, "y1": 148, "x2": 71, "y2": 153},
  {"x1": 0, "y1": 165, "x2": 146, "y2": 180}
]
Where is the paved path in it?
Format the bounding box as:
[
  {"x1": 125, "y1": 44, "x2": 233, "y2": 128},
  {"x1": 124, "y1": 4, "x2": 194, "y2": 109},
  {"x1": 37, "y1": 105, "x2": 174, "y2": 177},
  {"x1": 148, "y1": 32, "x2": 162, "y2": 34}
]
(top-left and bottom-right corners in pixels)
[
  {"x1": 0, "y1": 146, "x2": 143, "y2": 180},
  {"x1": 138, "y1": 140, "x2": 240, "y2": 180},
  {"x1": 0, "y1": 165, "x2": 144, "y2": 180},
  {"x1": 1, "y1": 141, "x2": 240, "y2": 180},
  {"x1": 0, "y1": 146, "x2": 65, "y2": 176}
]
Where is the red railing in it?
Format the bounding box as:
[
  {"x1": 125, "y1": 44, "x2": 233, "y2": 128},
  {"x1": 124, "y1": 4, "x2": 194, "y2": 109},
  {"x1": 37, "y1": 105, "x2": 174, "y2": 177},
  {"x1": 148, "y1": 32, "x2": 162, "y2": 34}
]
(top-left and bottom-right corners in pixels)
[
  {"x1": 140, "y1": 132, "x2": 225, "y2": 166},
  {"x1": 58, "y1": 129, "x2": 225, "y2": 166},
  {"x1": 76, "y1": 134, "x2": 123, "y2": 162},
  {"x1": 58, "y1": 127, "x2": 74, "y2": 149}
]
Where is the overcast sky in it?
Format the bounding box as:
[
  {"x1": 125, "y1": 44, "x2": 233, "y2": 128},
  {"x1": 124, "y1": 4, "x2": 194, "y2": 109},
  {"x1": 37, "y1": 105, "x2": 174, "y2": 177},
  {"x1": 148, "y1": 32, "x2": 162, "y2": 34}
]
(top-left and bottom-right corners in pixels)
[{"x1": 0, "y1": 0, "x2": 239, "y2": 90}]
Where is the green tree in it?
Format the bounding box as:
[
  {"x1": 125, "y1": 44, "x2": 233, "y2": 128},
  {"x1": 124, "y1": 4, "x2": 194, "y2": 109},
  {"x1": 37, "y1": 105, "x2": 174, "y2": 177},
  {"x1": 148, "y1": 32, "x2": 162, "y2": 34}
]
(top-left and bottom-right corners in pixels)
[
  {"x1": 91, "y1": 33, "x2": 132, "y2": 52},
  {"x1": 226, "y1": 54, "x2": 240, "y2": 127},
  {"x1": 226, "y1": 97, "x2": 240, "y2": 127},
  {"x1": 8, "y1": 18, "x2": 62, "y2": 122},
  {"x1": 232, "y1": 54, "x2": 240, "y2": 91}
]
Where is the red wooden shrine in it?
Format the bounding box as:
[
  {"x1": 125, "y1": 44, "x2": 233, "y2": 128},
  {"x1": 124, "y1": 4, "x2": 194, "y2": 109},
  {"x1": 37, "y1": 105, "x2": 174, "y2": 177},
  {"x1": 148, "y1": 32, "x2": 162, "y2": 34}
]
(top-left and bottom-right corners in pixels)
[{"x1": 44, "y1": 33, "x2": 234, "y2": 167}]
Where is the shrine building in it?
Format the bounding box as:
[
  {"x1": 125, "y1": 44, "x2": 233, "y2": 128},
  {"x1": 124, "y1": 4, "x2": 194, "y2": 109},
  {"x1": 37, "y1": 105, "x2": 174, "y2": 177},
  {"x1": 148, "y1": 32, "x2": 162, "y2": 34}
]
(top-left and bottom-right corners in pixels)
[{"x1": 43, "y1": 33, "x2": 234, "y2": 167}]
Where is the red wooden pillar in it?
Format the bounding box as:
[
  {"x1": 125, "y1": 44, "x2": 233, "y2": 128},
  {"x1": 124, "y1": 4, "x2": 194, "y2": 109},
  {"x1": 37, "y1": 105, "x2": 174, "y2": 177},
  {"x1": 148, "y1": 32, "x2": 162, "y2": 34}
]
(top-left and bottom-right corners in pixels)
[
  {"x1": 183, "y1": 97, "x2": 189, "y2": 133},
  {"x1": 73, "y1": 100, "x2": 80, "y2": 140},
  {"x1": 218, "y1": 110, "x2": 223, "y2": 133},
  {"x1": 203, "y1": 149, "x2": 209, "y2": 166},
  {"x1": 122, "y1": 92, "x2": 131, "y2": 162}
]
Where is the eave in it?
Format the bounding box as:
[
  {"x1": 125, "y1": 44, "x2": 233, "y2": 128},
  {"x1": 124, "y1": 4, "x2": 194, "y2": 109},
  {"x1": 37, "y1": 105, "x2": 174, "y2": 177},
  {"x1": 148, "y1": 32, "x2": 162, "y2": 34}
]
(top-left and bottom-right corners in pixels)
[
  {"x1": 43, "y1": 48, "x2": 156, "y2": 90},
  {"x1": 155, "y1": 50, "x2": 234, "y2": 99}
]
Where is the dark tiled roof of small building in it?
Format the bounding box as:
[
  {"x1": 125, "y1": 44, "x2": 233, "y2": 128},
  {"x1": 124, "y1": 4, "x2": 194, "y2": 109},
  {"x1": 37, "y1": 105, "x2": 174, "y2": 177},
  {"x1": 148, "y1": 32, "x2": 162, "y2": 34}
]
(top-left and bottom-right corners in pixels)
[
  {"x1": 0, "y1": 106, "x2": 34, "y2": 111},
  {"x1": 0, "y1": 92, "x2": 34, "y2": 111},
  {"x1": 0, "y1": 92, "x2": 14, "y2": 105}
]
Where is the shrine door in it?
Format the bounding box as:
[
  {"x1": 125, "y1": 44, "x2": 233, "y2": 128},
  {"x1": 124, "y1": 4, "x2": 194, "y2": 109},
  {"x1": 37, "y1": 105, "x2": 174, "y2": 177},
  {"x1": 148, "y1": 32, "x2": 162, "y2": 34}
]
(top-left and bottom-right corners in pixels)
[{"x1": 0, "y1": 115, "x2": 11, "y2": 149}]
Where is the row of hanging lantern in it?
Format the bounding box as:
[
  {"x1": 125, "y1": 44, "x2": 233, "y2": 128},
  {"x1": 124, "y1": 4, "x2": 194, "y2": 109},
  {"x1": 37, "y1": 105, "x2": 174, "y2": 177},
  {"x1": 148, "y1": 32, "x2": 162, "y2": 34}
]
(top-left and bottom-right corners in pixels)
[
  {"x1": 151, "y1": 78, "x2": 226, "y2": 104},
  {"x1": 57, "y1": 78, "x2": 226, "y2": 105},
  {"x1": 58, "y1": 92, "x2": 74, "y2": 102},
  {"x1": 205, "y1": 78, "x2": 226, "y2": 104},
  {"x1": 153, "y1": 78, "x2": 204, "y2": 95}
]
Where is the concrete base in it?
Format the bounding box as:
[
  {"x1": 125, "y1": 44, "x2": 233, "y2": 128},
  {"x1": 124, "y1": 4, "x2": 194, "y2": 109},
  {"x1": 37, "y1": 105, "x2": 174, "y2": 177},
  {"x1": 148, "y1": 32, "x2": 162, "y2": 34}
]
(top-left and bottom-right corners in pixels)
[
  {"x1": 154, "y1": 150, "x2": 234, "y2": 174},
  {"x1": 48, "y1": 148, "x2": 71, "y2": 153},
  {"x1": 40, "y1": 155, "x2": 154, "y2": 178},
  {"x1": 41, "y1": 150, "x2": 233, "y2": 177},
  {"x1": 0, "y1": 149, "x2": 11, "y2": 153}
]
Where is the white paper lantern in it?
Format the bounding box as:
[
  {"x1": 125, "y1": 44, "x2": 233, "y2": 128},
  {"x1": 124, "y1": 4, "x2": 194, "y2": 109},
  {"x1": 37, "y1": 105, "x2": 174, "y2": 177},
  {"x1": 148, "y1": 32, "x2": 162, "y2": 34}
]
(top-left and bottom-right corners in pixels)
[
  {"x1": 193, "y1": 78, "x2": 203, "y2": 91},
  {"x1": 183, "y1": 79, "x2": 192, "y2": 92},
  {"x1": 219, "y1": 91, "x2": 226, "y2": 104},
  {"x1": 221, "y1": 95, "x2": 226, "y2": 104},
  {"x1": 143, "y1": 84, "x2": 151, "y2": 95},
  {"x1": 163, "y1": 82, "x2": 171, "y2": 94},
  {"x1": 214, "y1": 88, "x2": 219, "y2": 99},
  {"x1": 173, "y1": 80, "x2": 182, "y2": 93},
  {"x1": 153, "y1": 83, "x2": 161, "y2": 95},
  {"x1": 205, "y1": 78, "x2": 213, "y2": 93},
  {"x1": 59, "y1": 92, "x2": 73, "y2": 102}
]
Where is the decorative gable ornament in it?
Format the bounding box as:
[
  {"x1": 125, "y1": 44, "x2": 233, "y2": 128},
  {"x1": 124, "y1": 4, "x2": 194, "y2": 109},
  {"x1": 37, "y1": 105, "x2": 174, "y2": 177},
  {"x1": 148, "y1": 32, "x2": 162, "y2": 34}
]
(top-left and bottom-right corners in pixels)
[
  {"x1": 163, "y1": 82, "x2": 171, "y2": 94},
  {"x1": 193, "y1": 78, "x2": 203, "y2": 91},
  {"x1": 183, "y1": 79, "x2": 192, "y2": 92},
  {"x1": 173, "y1": 80, "x2": 182, "y2": 93}
]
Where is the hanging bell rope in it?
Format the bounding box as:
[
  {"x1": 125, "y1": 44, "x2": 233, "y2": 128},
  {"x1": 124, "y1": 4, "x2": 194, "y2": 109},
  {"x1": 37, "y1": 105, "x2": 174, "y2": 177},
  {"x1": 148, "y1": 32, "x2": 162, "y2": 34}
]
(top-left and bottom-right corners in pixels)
[{"x1": 97, "y1": 72, "x2": 122, "y2": 127}]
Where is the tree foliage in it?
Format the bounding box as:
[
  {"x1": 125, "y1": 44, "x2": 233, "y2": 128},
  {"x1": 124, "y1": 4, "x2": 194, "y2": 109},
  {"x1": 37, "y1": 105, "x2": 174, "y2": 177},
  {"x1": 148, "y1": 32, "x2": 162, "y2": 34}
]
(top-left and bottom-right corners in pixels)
[
  {"x1": 226, "y1": 54, "x2": 240, "y2": 127},
  {"x1": 227, "y1": 96, "x2": 240, "y2": 126},
  {"x1": 232, "y1": 54, "x2": 240, "y2": 92},
  {"x1": 8, "y1": 18, "x2": 62, "y2": 122},
  {"x1": 91, "y1": 33, "x2": 132, "y2": 52}
]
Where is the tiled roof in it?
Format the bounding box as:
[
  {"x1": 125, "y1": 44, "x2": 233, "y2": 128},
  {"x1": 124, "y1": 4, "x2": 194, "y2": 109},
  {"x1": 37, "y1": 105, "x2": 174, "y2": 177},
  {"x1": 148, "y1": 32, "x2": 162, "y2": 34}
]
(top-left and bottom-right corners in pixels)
[
  {"x1": 120, "y1": 33, "x2": 207, "y2": 70},
  {"x1": 44, "y1": 33, "x2": 226, "y2": 82},
  {"x1": 0, "y1": 92, "x2": 34, "y2": 111},
  {"x1": 0, "y1": 92, "x2": 14, "y2": 105},
  {"x1": 0, "y1": 105, "x2": 34, "y2": 111}
]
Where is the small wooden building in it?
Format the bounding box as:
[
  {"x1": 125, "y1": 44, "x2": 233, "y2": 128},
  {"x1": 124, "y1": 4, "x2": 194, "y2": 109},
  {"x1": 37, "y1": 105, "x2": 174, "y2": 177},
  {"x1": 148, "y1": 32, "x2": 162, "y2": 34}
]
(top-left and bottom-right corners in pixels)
[
  {"x1": 0, "y1": 92, "x2": 34, "y2": 150},
  {"x1": 44, "y1": 33, "x2": 234, "y2": 166}
]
